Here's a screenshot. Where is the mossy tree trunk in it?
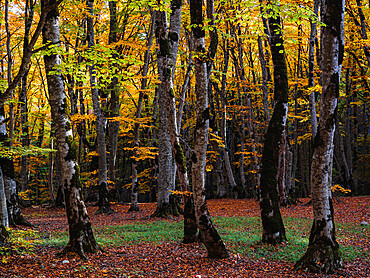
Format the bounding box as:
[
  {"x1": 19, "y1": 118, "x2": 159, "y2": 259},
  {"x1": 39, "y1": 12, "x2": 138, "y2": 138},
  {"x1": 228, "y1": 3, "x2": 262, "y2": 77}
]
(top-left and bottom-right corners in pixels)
[
  {"x1": 190, "y1": 0, "x2": 228, "y2": 258},
  {"x1": 259, "y1": 1, "x2": 287, "y2": 244},
  {"x1": 42, "y1": 0, "x2": 100, "y2": 259},
  {"x1": 295, "y1": 0, "x2": 344, "y2": 273},
  {"x1": 154, "y1": 0, "x2": 198, "y2": 240}
]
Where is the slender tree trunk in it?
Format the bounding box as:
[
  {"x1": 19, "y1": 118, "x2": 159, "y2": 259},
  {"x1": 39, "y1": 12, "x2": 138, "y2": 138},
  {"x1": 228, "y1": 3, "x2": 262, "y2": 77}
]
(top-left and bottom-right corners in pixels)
[
  {"x1": 218, "y1": 40, "x2": 237, "y2": 194},
  {"x1": 48, "y1": 137, "x2": 56, "y2": 205},
  {"x1": 190, "y1": 0, "x2": 228, "y2": 258},
  {"x1": 259, "y1": 1, "x2": 287, "y2": 244},
  {"x1": 232, "y1": 26, "x2": 259, "y2": 197},
  {"x1": 129, "y1": 10, "x2": 155, "y2": 212},
  {"x1": 107, "y1": 1, "x2": 120, "y2": 193},
  {"x1": 345, "y1": 68, "x2": 352, "y2": 175},
  {"x1": 258, "y1": 36, "x2": 270, "y2": 121},
  {"x1": 355, "y1": 0, "x2": 370, "y2": 67},
  {"x1": 352, "y1": 90, "x2": 359, "y2": 195},
  {"x1": 334, "y1": 118, "x2": 351, "y2": 187},
  {"x1": 43, "y1": 0, "x2": 100, "y2": 258},
  {"x1": 5, "y1": 0, "x2": 14, "y2": 145},
  {"x1": 86, "y1": 0, "x2": 113, "y2": 214},
  {"x1": 20, "y1": 0, "x2": 35, "y2": 195},
  {"x1": 295, "y1": 0, "x2": 344, "y2": 272},
  {"x1": 308, "y1": 0, "x2": 319, "y2": 139}
]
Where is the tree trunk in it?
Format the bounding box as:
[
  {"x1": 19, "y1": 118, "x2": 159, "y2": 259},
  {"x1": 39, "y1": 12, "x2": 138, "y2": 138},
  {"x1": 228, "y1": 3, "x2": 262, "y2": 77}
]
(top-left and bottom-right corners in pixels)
[
  {"x1": 295, "y1": 0, "x2": 344, "y2": 272},
  {"x1": 0, "y1": 166, "x2": 8, "y2": 228},
  {"x1": 86, "y1": 0, "x2": 113, "y2": 215},
  {"x1": 129, "y1": 10, "x2": 155, "y2": 212},
  {"x1": 0, "y1": 110, "x2": 32, "y2": 226},
  {"x1": 19, "y1": 0, "x2": 33, "y2": 193},
  {"x1": 43, "y1": 0, "x2": 100, "y2": 259},
  {"x1": 151, "y1": 8, "x2": 176, "y2": 218},
  {"x1": 308, "y1": 0, "x2": 319, "y2": 139},
  {"x1": 190, "y1": 0, "x2": 228, "y2": 258},
  {"x1": 156, "y1": 0, "x2": 197, "y2": 240},
  {"x1": 106, "y1": 0, "x2": 120, "y2": 193},
  {"x1": 259, "y1": 1, "x2": 287, "y2": 244},
  {"x1": 218, "y1": 40, "x2": 237, "y2": 194},
  {"x1": 258, "y1": 36, "x2": 270, "y2": 121},
  {"x1": 5, "y1": 0, "x2": 14, "y2": 145}
]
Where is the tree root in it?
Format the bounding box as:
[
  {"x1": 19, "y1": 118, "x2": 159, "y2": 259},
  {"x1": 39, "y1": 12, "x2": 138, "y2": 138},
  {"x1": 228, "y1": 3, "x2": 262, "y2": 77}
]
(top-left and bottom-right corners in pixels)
[
  {"x1": 294, "y1": 243, "x2": 342, "y2": 274},
  {"x1": 56, "y1": 241, "x2": 103, "y2": 261}
]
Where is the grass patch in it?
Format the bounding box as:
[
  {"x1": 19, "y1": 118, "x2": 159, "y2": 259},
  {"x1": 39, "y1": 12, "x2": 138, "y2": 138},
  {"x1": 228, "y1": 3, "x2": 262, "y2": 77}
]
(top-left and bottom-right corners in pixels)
[{"x1": 41, "y1": 216, "x2": 369, "y2": 263}]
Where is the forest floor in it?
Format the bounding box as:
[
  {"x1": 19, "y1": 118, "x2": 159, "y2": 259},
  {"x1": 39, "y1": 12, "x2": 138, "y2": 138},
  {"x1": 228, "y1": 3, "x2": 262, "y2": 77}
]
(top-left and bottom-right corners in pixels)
[{"x1": 0, "y1": 197, "x2": 369, "y2": 277}]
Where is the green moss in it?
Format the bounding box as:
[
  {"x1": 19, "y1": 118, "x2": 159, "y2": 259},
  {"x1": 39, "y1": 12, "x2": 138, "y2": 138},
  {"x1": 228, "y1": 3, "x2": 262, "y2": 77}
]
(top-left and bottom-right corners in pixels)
[
  {"x1": 174, "y1": 141, "x2": 187, "y2": 173},
  {"x1": 71, "y1": 165, "x2": 83, "y2": 190},
  {"x1": 65, "y1": 135, "x2": 77, "y2": 161}
]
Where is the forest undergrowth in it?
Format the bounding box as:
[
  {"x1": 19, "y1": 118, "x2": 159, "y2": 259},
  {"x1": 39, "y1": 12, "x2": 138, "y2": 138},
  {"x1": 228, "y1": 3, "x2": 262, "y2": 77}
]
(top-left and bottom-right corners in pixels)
[{"x1": 0, "y1": 197, "x2": 369, "y2": 277}]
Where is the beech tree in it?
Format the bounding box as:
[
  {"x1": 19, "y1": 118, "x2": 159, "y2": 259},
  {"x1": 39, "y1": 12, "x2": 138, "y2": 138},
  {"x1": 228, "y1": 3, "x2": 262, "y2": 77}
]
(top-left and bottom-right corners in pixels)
[
  {"x1": 295, "y1": 0, "x2": 345, "y2": 273},
  {"x1": 152, "y1": 6, "x2": 176, "y2": 217},
  {"x1": 42, "y1": 0, "x2": 100, "y2": 258},
  {"x1": 190, "y1": 0, "x2": 228, "y2": 258},
  {"x1": 259, "y1": 0, "x2": 287, "y2": 244},
  {"x1": 86, "y1": 0, "x2": 113, "y2": 215}
]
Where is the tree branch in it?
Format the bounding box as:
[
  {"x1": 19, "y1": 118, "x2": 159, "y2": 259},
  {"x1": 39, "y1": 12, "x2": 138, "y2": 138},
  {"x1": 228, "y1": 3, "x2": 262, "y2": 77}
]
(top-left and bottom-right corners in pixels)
[{"x1": 0, "y1": 0, "x2": 63, "y2": 108}]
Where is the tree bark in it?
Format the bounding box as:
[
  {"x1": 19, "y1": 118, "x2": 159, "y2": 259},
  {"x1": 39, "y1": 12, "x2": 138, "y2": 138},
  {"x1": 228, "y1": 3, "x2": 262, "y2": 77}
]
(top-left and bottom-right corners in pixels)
[
  {"x1": 259, "y1": 1, "x2": 287, "y2": 244},
  {"x1": 308, "y1": 0, "x2": 319, "y2": 139},
  {"x1": 0, "y1": 166, "x2": 8, "y2": 228},
  {"x1": 106, "y1": 0, "x2": 120, "y2": 194},
  {"x1": 295, "y1": 0, "x2": 344, "y2": 272},
  {"x1": 86, "y1": 0, "x2": 113, "y2": 215},
  {"x1": 258, "y1": 36, "x2": 270, "y2": 121},
  {"x1": 0, "y1": 0, "x2": 63, "y2": 108},
  {"x1": 5, "y1": 0, "x2": 14, "y2": 144},
  {"x1": 151, "y1": 7, "x2": 176, "y2": 218},
  {"x1": 190, "y1": 0, "x2": 228, "y2": 258},
  {"x1": 42, "y1": 0, "x2": 100, "y2": 258},
  {"x1": 20, "y1": 0, "x2": 35, "y2": 195}
]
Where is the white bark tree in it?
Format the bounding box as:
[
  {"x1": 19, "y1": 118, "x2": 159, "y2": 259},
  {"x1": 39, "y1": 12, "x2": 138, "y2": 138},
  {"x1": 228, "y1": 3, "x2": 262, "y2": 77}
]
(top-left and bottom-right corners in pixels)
[
  {"x1": 295, "y1": 0, "x2": 345, "y2": 273},
  {"x1": 43, "y1": 0, "x2": 100, "y2": 258},
  {"x1": 190, "y1": 0, "x2": 228, "y2": 258}
]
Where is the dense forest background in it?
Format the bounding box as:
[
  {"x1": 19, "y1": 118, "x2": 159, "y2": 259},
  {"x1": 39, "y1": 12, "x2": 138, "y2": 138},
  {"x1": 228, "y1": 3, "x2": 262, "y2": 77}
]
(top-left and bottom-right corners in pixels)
[{"x1": 0, "y1": 0, "x2": 369, "y2": 209}]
